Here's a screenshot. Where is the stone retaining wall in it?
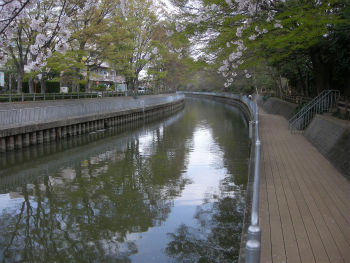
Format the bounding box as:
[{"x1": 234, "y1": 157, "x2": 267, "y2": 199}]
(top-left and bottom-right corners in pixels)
[{"x1": 257, "y1": 96, "x2": 298, "y2": 121}]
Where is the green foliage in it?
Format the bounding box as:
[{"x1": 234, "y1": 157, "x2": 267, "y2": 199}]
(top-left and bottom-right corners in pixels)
[
  {"x1": 22, "y1": 81, "x2": 60, "y2": 93},
  {"x1": 93, "y1": 84, "x2": 107, "y2": 91},
  {"x1": 46, "y1": 82, "x2": 60, "y2": 93},
  {"x1": 172, "y1": 0, "x2": 349, "y2": 96}
]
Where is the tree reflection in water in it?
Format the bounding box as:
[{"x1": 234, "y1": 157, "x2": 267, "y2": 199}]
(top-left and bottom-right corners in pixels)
[
  {"x1": 0, "y1": 119, "x2": 190, "y2": 262},
  {"x1": 0, "y1": 98, "x2": 249, "y2": 263},
  {"x1": 165, "y1": 195, "x2": 244, "y2": 263}
]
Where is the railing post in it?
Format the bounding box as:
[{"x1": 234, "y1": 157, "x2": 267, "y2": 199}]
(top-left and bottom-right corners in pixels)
[
  {"x1": 246, "y1": 239, "x2": 261, "y2": 263},
  {"x1": 249, "y1": 121, "x2": 254, "y2": 139}
]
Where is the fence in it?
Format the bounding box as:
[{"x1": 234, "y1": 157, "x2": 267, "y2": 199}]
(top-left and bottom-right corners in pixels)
[
  {"x1": 0, "y1": 95, "x2": 184, "y2": 126},
  {"x1": 0, "y1": 90, "x2": 158, "y2": 103}
]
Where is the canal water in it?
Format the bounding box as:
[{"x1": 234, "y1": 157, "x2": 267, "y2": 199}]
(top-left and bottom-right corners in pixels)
[{"x1": 0, "y1": 97, "x2": 250, "y2": 263}]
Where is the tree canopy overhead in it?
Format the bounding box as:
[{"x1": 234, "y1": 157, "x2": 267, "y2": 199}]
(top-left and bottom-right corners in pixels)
[
  {"x1": 1, "y1": 0, "x2": 349, "y2": 97},
  {"x1": 169, "y1": 0, "x2": 350, "y2": 96}
]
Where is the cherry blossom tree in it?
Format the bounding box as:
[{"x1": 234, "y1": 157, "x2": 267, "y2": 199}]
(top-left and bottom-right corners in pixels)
[
  {"x1": 170, "y1": 0, "x2": 349, "y2": 94},
  {"x1": 0, "y1": 0, "x2": 36, "y2": 64},
  {"x1": 1, "y1": 0, "x2": 94, "y2": 92}
]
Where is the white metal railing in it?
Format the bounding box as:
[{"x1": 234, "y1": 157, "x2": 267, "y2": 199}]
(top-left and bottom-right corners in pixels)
[
  {"x1": 245, "y1": 101, "x2": 261, "y2": 263},
  {"x1": 288, "y1": 90, "x2": 340, "y2": 133},
  {"x1": 0, "y1": 94, "x2": 184, "y2": 127}
]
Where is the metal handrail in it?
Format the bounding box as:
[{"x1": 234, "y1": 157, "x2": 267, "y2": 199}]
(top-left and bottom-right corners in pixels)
[
  {"x1": 288, "y1": 90, "x2": 340, "y2": 133},
  {"x1": 245, "y1": 101, "x2": 261, "y2": 263}
]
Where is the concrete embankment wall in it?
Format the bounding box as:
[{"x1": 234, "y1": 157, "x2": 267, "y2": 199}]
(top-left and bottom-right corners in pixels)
[
  {"x1": 257, "y1": 96, "x2": 350, "y2": 180},
  {"x1": 256, "y1": 96, "x2": 298, "y2": 120},
  {"x1": 304, "y1": 115, "x2": 350, "y2": 179},
  {"x1": 182, "y1": 92, "x2": 255, "y2": 122},
  {"x1": 0, "y1": 94, "x2": 185, "y2": 152}
]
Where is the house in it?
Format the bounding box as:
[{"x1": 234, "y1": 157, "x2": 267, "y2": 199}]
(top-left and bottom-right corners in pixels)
[{"x1": 87, "y1": 62, "x2": 125, "y2": 89}]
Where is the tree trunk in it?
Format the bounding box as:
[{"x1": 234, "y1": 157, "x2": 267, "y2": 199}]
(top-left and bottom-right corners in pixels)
[
  {"x1": 16, "y1": 70, "x2": 24, "y2": 93},
  {"x1": 72, "y1": 68, "x2": 80, "y2": 92},
  {"x1": 29, "y1": 77, "x2": 34, "y2": 93},
  {"x1": 310, "y1": 48, "x2": 330, "y2": 94},
  {"x1": 297, "y1": 67, "x2": 306, "y2": 96},
  {"x1": 40, "y1": 72, "x2": 46, "y2": 93},
  {"x1": 85, "y1": 70, "x2": 91, "y2": 92}
]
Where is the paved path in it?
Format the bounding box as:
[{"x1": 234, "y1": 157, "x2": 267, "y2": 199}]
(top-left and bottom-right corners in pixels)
[{"x1": 258, "y1": 110, "x2": 350, "y2": 263}]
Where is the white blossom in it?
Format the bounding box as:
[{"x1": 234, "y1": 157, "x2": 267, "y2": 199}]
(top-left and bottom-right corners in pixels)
[
  {"x1": 35, "y1": 33, "x2": 48, "y2": 46},
  {"x1": 151, "y1": 47, "x2": 158, "y2": 55},
  {"x1": 175, "y1": 23, "x2": 184, "y2": 32},
  {"x1": 55, "y1": 42, "x2": 68, "y2": 53},
  {"x1": 249, "y1": 34, "x2": 257, "y2": 40},
  {"x1": 0, "y1": 51, "x2": 7, "y2": 64},
  {"x1": 274, "y1": 20, "x2": 283, "y2": 28},
  {"x1": 236, "y1": 27, "x2": 243, "y2": 37},
  {"x1": 28, "y1": 60, "x2": 46, "y2": 71},
  {"x1": 245, "y1": 74, "x2": 252, "y2": 78},
  {"x1": 30, "y1": 45, "x2": 40, "y2": 55}
]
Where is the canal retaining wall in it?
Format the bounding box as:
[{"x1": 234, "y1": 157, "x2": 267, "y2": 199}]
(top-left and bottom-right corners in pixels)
[
  {"x1": 0, "y1": 108, "x2": 184, "y2": 194},
  {"x1": 180, "y1": 92, "x2": 255, "y2": 122},
  {"x1": 304, "y1": 115, "x2": 350, "y2": 179},
  {"x1": 257, "y1": 96, "x2": 350, "y2": 180},
  {"x1": 0, "y1": 94, "x2": 185, "y2": 152}
]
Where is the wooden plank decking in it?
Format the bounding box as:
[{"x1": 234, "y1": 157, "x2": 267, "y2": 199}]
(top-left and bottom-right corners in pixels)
[{"x1": 259, "y1": 110, "x2": 350, "y2": 263}]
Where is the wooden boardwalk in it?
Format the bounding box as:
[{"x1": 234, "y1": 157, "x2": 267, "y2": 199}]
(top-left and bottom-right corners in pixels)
[{"x1": 258, "y1": 110, "x2": 350, "y2": 263}]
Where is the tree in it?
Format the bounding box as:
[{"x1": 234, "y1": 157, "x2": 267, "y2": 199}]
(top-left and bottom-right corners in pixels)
[
  {"x1": 170, "y1": 0, "x2": 349, "y2": 96},
  {"x1": 119, "y1": 0, "x2": 171, "y2": 91},
  {"x1": 0, "y1": 0, "x2": 34, "y2": 64},
  {"x1": 2, "y1": 0, "x2": 89, "y2": 93}
]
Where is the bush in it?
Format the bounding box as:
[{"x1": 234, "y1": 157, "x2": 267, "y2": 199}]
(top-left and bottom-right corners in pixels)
[
  {"x1": 46, "y1": 81, "x2": 60, "y2": 93},
  {"x1": 22, "y1": 81, "x2": 60, "y2": 93}
]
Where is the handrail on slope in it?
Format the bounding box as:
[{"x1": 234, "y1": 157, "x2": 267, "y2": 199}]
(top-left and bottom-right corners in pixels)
[{"x1": 288, "y1": 90, "x2": 340, "y2": 133}]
